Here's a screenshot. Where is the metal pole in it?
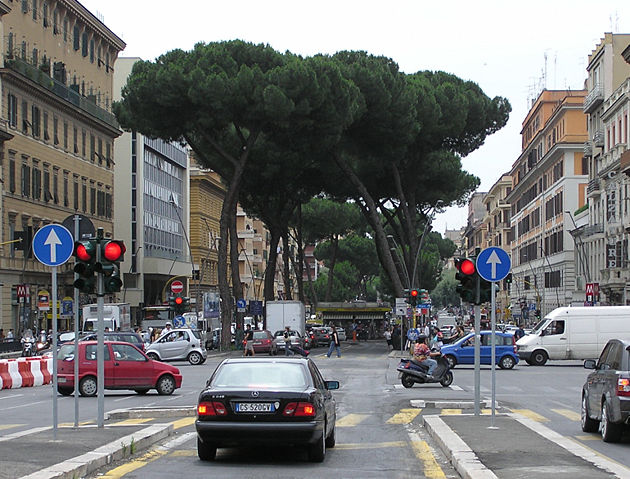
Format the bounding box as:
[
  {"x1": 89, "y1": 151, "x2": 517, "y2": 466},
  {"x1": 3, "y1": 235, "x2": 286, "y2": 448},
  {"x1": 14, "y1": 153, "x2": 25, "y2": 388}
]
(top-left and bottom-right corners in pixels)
[
  {"x1": 490, "y1": 281, "x2": 497, "y2": 428},
  {"x1": 474, "y1": 277, "x2": 481, "y2": 416},
  {"x1": 52, "y1": 266, "x2": 58, "y2": 440},
  {"x1": 73, "y1": 215, "x2": 80, "y2": 427},
  {"x1": 96, "y1": 231, "x2": 104, "y2": 428}
]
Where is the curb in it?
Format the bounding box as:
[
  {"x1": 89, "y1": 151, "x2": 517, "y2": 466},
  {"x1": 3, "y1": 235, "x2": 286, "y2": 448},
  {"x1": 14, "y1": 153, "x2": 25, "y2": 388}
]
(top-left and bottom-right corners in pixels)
[
  {"x1": 107, "y1": 406, "x2": 196, "y2": 420},
  {"x1": 422, "y1": 414, "x2": 498, "y2": 479},
  {"x1": 18, "y1": 423, "x2": 173, "y2": 479},
  {"x1": 411, "y1": 399, "x2": 494, "y2": 409}
]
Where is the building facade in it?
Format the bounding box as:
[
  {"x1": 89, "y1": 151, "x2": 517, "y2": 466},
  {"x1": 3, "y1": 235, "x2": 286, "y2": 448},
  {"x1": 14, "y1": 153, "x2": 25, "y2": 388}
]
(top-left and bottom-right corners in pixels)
[
  {"x1": 507, "y1": 89, "x2": 588, "y2": 322},
  {"x1": 0, "y1": 0, "x2": 124, "y2": 333},
  {"x1": 583, "y1": 33, "x2": 630, "y2": 305}
]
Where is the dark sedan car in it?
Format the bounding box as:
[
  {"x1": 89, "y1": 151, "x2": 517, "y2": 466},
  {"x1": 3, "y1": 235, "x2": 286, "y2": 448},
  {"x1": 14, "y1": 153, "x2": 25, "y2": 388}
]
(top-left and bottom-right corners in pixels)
[
  {"x1": 196, "y1": 357, "x2": 339, "y2": 462},
  {"x1": 581, "y1": 338, "x2": 630, "y2": 442}
]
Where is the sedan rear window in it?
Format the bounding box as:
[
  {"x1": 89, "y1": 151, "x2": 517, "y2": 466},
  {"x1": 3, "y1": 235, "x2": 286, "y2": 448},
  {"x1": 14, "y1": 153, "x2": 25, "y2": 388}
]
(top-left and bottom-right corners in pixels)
[
  {"x1": 211, "y1": 362, "x2": 308, "y2": 389},
  {"x1": 253, "y1": 331, "x2": 268, "y2": 339}
]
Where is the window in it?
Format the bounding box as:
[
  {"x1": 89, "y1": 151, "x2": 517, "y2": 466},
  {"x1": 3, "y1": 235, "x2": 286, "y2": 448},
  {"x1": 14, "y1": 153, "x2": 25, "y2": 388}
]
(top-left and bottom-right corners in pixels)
[
  {"x1": 63, "y1": 17, "x2": 68, "y2": 42},
  {"x1": 43, "y1": 111, "x2": 49, "y2": 140},
  {"x1": 73, "y1": 24, "x2": 80, "y2": 51},
  {"x1": 43, "y1": 168, "x2": 51, "y2": 202},
  {"x1": 111, "y1": 343, "x2": 145, "y2": 361},
  {"x1": 53, "y1": 168, "x2": 58, "y2": 203},
  {"x1": 9, "y1": 154, "x2": 16, "y2": 194},
  {"x1": 544, "y1": 270, "x2": 562, "y2": 288},
  {"x1": 73, "y1": 127, "x2": 78, "y2": 153},
  {"x1": 73, "y1": 176, "x2": 79, "y2": 210},
  {"x1": 543, "y1": 320, "x2": 565, "y2": 336},
  {"x1": 90, "y1": 183, "x2": 96, "y2": 214},
  {"x1": 52, "y1": 9, "x2": 58, "y2": 33},
  {"x1": 32, "y1": 0, "x2": 37, "y2": 20},
  {"x1": 21, "y1": 161, "x2": 31, "y2": 197},
  {"x1": 90, "y1": 134, "x2": 95, "y2": 161},
  {"x1": 81, "y1": 130, "x2": 86, "y2": 157},
  {"x1": 63, "y1": 121, "x2": 68, "y2": 149},
  {"x1": 32, "y1": 48, "x2": 38, "y2": 66},
  {"x1": 63, "y1": 172, "x2": 69, "y2": 207},
  {"x1": 84, "y1": 344, "x2": 110, "y2": 361},
  {"x1": 81, "y1": 31, "x2": 88, "y2": 57},
  {"x1": 21, "y1": 100, "x2": 28, "y2": 133},
  {"x1": 8, "y1": 94, "x2": 17, "y2": 127},
  {"x1": 32, "y1": 163, "x2": 41, "y2": 200},
  {"x1": 89, "y1": 39, "x2": 94, "y2": 63},
  {"x1": 53, "y1": 116, "x2": 59, "y2": 145},
  {"x1": 7, "y1": 32, "x2": 13, "y2": 58},
  {"x1": 31, "y1": 105, "x2": 40, "y2": 137},
  {"x1": 82, "y1": 180, "x2": 87, "y2": 212},
  {"x1": 42, "y1": 3, "x2": 48, "y2": 26}
]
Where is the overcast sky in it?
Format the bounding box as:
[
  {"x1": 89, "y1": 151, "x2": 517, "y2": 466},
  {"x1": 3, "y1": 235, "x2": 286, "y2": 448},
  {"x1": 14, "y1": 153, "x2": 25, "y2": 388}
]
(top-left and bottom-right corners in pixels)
[{"x1": 81, "y1": 0, "x2": 630, "y2": 234}]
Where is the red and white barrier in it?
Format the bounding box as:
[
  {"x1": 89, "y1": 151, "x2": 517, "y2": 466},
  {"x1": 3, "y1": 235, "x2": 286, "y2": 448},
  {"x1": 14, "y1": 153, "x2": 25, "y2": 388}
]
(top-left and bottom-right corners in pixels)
[{"x1": 0, "y1": 357, "x2": 52, "y2": 389}]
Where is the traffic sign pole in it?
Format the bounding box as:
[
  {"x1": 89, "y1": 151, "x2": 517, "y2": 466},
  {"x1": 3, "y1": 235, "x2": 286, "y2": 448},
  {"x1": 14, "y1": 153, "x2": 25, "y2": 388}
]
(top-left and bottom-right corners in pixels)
[
  {"x1": 52, "y1": 265, "x2": 58, "y2": 440},
  {"x1": 490, "y1": 278, "x2": 497, "y2": 429}
]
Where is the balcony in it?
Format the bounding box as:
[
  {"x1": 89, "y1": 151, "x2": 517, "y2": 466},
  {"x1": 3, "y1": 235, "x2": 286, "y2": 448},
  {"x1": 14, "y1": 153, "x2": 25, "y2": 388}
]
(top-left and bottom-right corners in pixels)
[
  {"x1": 237, "y1": 229, "x2": 254, "y2": 239},
  {"x1": 5, "y1": 57, "x2": 118, "y2": 129},
  {"x1": 583, "y1": 84, "x2": 604, "y2": 113},
  {"x1": 582, "y1": 223, "x2": 604, "y2": 237},
  {"x1": 586, "y1": 178, "x2": 601, "y2": 196},
  {"x1": 583, "y1": 142, "x2": 593, "y2": 158}
]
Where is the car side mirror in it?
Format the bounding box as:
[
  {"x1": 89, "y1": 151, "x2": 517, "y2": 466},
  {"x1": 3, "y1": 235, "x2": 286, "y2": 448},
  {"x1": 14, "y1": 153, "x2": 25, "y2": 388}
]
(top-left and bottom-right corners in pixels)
[
  {"x1": 325, "y1": 380, "x2": 339, "y2": 390},
  {"x1": 583, "y1": 359, "x2": 596, "y2": 370}
]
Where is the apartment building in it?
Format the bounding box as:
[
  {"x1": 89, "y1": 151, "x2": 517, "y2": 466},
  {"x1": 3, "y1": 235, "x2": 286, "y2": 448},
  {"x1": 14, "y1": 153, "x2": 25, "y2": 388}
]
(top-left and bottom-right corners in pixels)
[
  {"x1": 463, "y1": 191, "x2": 487, "y2": 256},
  {"x1": 0, "y1": 0, "x2": 124, "y2": 333},
  {"x1": 506, "y1": 89, "x2": 588, "y2": 321},
  {"x1": 582, "y1": 33, "x2": 630, "y2": 304}
]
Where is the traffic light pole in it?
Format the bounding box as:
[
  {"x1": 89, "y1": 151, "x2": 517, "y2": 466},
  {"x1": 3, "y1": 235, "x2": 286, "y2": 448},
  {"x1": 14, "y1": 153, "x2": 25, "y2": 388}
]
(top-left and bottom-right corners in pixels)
[
  {"x1": 96, "y1": 229, "x2": 105, "y2": 429},
  {"x1": 474, "y1": 270, "x2": 481, "y2": 417}
]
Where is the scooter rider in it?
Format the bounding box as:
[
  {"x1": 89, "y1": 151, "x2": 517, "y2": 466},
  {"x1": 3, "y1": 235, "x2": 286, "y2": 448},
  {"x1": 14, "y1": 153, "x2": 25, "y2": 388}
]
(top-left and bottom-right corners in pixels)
[{"x1": 413, "y1": 335, "x2": 440, "y2": 378}]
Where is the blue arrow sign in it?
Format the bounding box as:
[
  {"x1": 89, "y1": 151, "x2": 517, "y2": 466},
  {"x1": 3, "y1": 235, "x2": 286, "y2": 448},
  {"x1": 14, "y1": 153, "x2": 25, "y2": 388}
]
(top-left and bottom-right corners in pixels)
[
  {"x1": 476, "y1": 247, "x2": 511, "y2": 282},
  {"x1": 32, "y1": 224, "x2": 74, "y2": 267}
]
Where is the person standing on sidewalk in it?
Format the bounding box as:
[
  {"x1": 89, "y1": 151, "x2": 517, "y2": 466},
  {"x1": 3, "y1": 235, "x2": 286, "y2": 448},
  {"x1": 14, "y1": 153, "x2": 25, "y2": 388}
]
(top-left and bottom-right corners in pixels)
[
  {"x1": 326, "y1": 326, "x2": 341, "y2": 358},
  {"x1": 243, "y1": 324, "x2": 255, "y2": 357}
]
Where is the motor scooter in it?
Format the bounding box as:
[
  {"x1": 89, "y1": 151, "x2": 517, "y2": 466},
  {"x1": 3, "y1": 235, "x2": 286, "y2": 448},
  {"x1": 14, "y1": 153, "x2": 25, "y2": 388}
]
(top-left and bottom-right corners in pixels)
[
  {"x1": 21, "y1": 336, "x2": 35, "y2": 357},
  {"x1": 397, "y1": 355, "x2": 453, "y2": 388}
]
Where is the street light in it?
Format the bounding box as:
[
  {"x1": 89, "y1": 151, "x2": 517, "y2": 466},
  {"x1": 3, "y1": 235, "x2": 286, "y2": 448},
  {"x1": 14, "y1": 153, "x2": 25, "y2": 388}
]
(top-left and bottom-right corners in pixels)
[{"x1": 169, "y1": 194, "x2": 199, "y2": 315}]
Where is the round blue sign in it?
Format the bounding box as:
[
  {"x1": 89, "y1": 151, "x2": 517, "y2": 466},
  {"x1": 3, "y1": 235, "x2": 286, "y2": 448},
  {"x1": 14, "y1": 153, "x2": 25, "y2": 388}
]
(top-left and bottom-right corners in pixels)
[
  {"x1": 32, "y1": 224, "x2": 74, "y2": 267},
  {"x1": 476, "y1": 247, "x2": 511, "y2": 282}
]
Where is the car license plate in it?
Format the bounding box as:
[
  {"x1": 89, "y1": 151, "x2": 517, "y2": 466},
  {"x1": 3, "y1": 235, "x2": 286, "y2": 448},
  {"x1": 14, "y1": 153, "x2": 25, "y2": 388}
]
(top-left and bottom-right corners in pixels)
[
  {"x1": 235, "y1": 402, "x2": 274, "y2": 413},
  {"x1": 58, "y1": 377, "x2": 67, "y2": 383}
]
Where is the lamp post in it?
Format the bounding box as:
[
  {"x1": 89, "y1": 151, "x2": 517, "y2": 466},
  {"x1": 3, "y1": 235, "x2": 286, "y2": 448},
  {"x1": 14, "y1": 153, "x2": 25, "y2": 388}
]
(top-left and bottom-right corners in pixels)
[{"x1": 169, "y1": 194, "x2": 199, "y2": 314}]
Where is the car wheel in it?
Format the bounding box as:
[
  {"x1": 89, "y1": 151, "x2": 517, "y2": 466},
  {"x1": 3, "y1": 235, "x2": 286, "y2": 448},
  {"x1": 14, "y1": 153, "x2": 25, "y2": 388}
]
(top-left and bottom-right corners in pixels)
[
  {"x1": 188, "y1": 351, "x2": 203, "y2": 365},
  {"x1": 197, "y1": 437, "x2": 217, "y2": 461},
  {"x1": 530, "y1": 350, "x2": 548, "y2": 366},
  {"x1": 79, "y1": 376, "x2": 97, "y2": 397},
  {"x1": 325, "y1": 423, "x2": 336, "y2": 448},
  {"x1": 156, "y1": 374, "x2": 176, "y2": 395},
  {"x1": 269, "y1": 347, "x2": 274, "y2": 356},
  {"x1": 401, "y1": 375, "x2": 415, "y2": 388},
  {"x1": 581, "y1": 394, "x2": 599, "y2": 433},
  {"x1": 57, "y1": 386, "x2": 73, "y2": 396},
  {"x1": 445, "y1": 355, "x2": 457, "y2": 369},
  {"x1": 147, "y1": 352, "x2": 159, "y2": 361},
  {"x1": 440, "y1": 371, "x2": 454, "y2": 387},
  {"x1": 499, "y1": 355, "x2": 516, "y2": 370},
  {"x1": 601, "y1": 401, "x2": 623, "y2": 443},
  {"x1": 308, "y1": 427, "x2": 326, "y2": 462},
  {"x1": 134, "y1": 388, "x2": 150, "y2": 395},
  {"x1": 525, "y1": 359, "x2": 534, "y2": 366}
]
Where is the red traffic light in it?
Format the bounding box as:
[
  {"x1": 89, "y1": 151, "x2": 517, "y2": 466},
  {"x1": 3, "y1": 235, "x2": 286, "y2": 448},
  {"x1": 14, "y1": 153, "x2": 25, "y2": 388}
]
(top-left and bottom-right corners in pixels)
[
  {"x1": 410, "y1": 289, "x2": 418, "y2": 297},
  {"x1": 459, "y1": 258, "x2": 476, "y2": 275},
  {"x1": 103, "y1": 240, "x2": 125, "y2": 262},
  {"x1": 175, "y1": 296, "x2": 183, "y2": 305},
  {"x1": 76, "y1": 243, "x2": 92, "y2": 262}
]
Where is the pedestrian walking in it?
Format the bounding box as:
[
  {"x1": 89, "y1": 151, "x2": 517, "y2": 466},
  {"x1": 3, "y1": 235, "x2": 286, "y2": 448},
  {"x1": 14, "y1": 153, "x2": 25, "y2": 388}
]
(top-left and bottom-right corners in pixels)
[
  {"x1": 6, "y1": 329, "x2": 14, "y2": 340},
  {"x1": 384, "y1": 328, "x2": 392, "y2": 349},
  {"x1": 243, "y1": 324, "x2": 255, "y2": 357},
  {"x1": 283, "y1": 326, "x2": 294, "y2": 356},
  {"x1": 326, "y1": 326, "x2": 341, "y2": 358}
]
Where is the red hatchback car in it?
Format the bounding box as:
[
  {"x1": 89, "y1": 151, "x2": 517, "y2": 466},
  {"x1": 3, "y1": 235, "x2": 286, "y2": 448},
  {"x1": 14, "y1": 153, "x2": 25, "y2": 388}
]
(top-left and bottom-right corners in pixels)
[
  {"x1": 57, "y1": 341, "x2": 182, "y2": 396},
  {"x1": 251, "y1": 330, "x2": 277, "y2": 355}
]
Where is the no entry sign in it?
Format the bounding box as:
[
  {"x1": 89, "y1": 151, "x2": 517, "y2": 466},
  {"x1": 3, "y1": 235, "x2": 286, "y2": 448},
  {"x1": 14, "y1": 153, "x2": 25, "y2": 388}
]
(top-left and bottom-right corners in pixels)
[{"x1": 171, "y1": 280, "x2": 184, "y2": 294}]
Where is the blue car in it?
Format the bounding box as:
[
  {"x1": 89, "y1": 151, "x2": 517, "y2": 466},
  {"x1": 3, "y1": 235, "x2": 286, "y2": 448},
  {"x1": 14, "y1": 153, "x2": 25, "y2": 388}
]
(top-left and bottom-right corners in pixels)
[{"x1": 441, "y1": 331, "x2": 519, "y2": 370}]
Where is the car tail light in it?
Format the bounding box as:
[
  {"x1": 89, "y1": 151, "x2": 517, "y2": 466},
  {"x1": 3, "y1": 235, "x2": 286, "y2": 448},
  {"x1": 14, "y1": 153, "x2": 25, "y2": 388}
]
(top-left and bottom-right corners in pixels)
[
  {"x1": 512, "y1": 336, "x2": 517, "y2": 354},
  {"x1": 617, "y1": 378, "x2": 630, "y2": 397},
  {"x1": 325, "y1": 335, "x2": 329, "y2": 339},
  {"x1": 283, "y1": 402, "x2": 316, "y2": 417},
  {"x1": 198, "y1": 401, "x2": 228, "y2": 416}
]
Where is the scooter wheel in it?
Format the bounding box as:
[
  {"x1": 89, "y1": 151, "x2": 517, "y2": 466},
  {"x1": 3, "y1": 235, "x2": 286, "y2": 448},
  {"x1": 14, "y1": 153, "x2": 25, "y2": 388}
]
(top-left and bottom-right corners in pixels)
[
  {"x1": 440, "y1": 371, "x2": 454, "y2": 387},
  {"x1": 401, "y1": 375, "x2": 415, "y2": 388}
]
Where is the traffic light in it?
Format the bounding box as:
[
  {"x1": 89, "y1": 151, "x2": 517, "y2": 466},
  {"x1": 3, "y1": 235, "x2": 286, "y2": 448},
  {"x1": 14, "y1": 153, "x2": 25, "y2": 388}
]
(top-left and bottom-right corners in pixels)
[
  {"x1": 505, "y1": 273, "x2": 513, "y2": 284},
  {"x1": 73, "y1": 239, "x2": 97, "y2": 294},
  {"x1": 479, "y1": 277, "x2": 493, "y2": 303},
  {"x1": 99, "y1": 240, "x2": 125, "y2": 293},
  {"x1": 409, "y1": 289, "x2": 419, "y2": 307},
  {"x1": 172, "y1": 294, "x2": 186, "y2": 314},
  {"x1": 454, "y1": 257, "x2": 476, "y2": 303}
]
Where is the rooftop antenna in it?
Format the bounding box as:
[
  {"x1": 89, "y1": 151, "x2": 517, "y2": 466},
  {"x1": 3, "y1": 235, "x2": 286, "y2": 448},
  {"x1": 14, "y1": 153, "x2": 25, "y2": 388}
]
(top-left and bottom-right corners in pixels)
[{"x1": 610, "y1": 11, "x2": 619, "y2": 33}]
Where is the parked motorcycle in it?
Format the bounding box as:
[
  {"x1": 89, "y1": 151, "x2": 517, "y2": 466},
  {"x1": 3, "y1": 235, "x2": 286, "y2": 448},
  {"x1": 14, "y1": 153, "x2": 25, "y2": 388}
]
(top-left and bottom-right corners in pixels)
[{"x1": 397, "y1": 355, "x2": 453, "y2": 388}]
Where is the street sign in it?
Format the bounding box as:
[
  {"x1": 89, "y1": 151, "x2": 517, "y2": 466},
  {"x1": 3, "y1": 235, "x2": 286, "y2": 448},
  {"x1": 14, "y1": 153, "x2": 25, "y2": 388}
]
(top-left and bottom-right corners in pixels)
[
  {"x1": 32, "y1": 224, "x2": 74, "y2": 267},
  {"x1": 173, "y1": 315, "x2": 185, "y2": 328},
  {"x1": 17, "y1": 284, "x2": 30, "y2": 299},
  {"x1": 250, "y1": 300, "x2": 263, "y2": 315},
  {"x1": 476, "y1": 247, "x2": 511, "y2": 282},
  {"x1": 171, "y1": 280, "x2": 184, "y2": 294},
  {"x1": 395, "y1": 297, "x2": 407, "y2": 316},
  {"x1": 236, "y1": 298, "x2": 246, "y2": 312},
  {"x1": 407, "y1": 328, "x2": 420, "y2": 341},
  {"x1": 38, "y1": 290, "x2": 50, "y2": 311},
  {"x1": 585, "y1": 282, "x2": 600, "y2": 303}
]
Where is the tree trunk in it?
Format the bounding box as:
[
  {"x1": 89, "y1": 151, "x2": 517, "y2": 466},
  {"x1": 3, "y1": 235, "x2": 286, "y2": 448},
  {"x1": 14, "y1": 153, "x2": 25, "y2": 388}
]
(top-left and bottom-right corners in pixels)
[
  {"x1": 282, "y1": 231, "x2": 292, "y2": 300},
  {"x1": 295, "y1": 205, "x2": 306, "y2": 304},
  {"x1": 333, "y1": 152, "x2": 404, "y2": 297},
  {"x1": 229, "y1": 200, "x2": 244, "y2": 328},
  {"x1": 325, "y1": 234, "x2": 338, "y2": 302},
  {"x1": 264, "y1": 229, "x2": 281, "y2": 302}
]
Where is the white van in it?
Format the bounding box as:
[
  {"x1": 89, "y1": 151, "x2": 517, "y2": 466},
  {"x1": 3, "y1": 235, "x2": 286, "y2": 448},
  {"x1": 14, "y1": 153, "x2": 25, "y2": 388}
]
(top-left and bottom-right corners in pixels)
[{"x1": 516, "y1": 306, "x2": 630, "y2": 365}]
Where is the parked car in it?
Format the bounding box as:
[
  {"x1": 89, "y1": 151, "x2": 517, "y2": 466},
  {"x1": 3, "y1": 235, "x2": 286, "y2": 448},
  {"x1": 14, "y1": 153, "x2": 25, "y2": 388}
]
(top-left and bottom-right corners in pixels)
[
  {"x1": 581, "y1": 338, "x2": 630, "y2": 442},
  {"x1": 251, "y1": 330, "x2": 277, "y2": 355},
  {"x1": 196, "y1": 357, "x2": 339, "y2": 462},
  {"x1": 81, "y1": 331, "x2": 146, "y2": 351},
  {"x1": 312, "y1": 327, "x2": 332, "y2": 347},
  {"x1": 145, "y1": 328, "x2": 207, "y2": 365},
  {"x1": 441, "y1": 331, "x2": 519, "y2": 370},
  {"x1": 56, "y1": 341, "x2": 182, "y2": 396},
  {"x1": 272, "y1": 330, "x2": 306, "y2": 352},
  {"x1": 336, "y1": 327, "x2": 347, "y2": 342},
  {"x1": 306, "y1": 329, "x2": 319, "y2": 348}
]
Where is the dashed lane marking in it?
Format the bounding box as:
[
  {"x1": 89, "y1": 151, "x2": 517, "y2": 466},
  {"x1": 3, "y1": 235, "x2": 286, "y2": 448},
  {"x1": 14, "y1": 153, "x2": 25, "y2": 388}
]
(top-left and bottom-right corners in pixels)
[
  {"x1": 387, "y1": 408, "x2": 422, "y2": 424},
  {"x1": 335, "y1": 441, "x2": 407, "y2": 450},
  {"x1": 510, "y1": 409, "x2": 549, "y2": 422},
  {"x1": 0, "y1": 424, "x2": 25, "y2": 431},
  {"x1": 440, "y1": 409, "x2": 462, "y2": 416},
  {"x1": 337, "y1": 413, "x2": 369, "y2": 427},
  {"x1": 411, "y1": 439, "x2": 447, "y2": 479},
  {"x1": 574, "y1": 435, "x2": 601, "y2": 441},
  {"x1": 99, "y1": 449, "x2": 167, "y2": 478},
  {"x1": 170, "y1": 450, "x2": 197, "y2": 456},
  {"x1": 111, "y1": 418, "x2": 153, "y2": 426},
  {"x1": 551, "y1": 408, "x2": 581, "y2": 421},
  {"x1": 170, "y1": 417, "x2": 196, "y2": 430}
]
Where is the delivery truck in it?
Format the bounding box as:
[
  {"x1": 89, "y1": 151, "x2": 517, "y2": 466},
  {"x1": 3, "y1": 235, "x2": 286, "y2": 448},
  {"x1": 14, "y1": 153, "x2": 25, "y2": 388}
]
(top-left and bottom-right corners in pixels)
[
  {"x1": 265, "y1": 301, "x2": 306, "y2": 335},
  {"x1": 82, "y1": 303, "x2": 131, "y2": 332},
  {"x1": 516, "y1": 306, "x2": 630, "y2": 365}
]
